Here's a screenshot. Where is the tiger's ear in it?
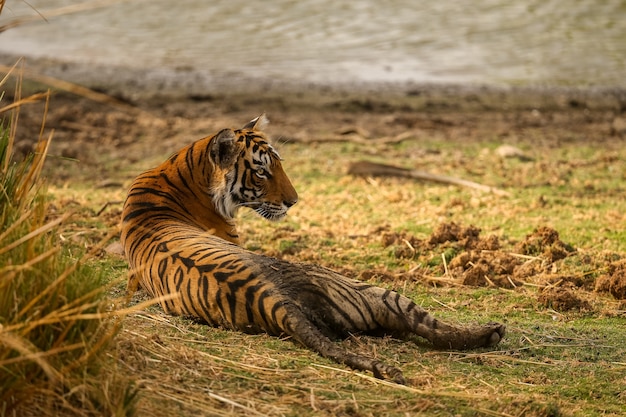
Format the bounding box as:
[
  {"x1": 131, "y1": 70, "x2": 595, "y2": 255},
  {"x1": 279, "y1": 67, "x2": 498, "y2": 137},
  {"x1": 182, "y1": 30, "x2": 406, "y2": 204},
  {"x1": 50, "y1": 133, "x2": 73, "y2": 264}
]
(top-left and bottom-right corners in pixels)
[
  {"x1": 242, "y1": 114, "x2": 269, "y2": 131},
  {"x1": 210, "y1": 129, "x2": 238, "y2": 169}
]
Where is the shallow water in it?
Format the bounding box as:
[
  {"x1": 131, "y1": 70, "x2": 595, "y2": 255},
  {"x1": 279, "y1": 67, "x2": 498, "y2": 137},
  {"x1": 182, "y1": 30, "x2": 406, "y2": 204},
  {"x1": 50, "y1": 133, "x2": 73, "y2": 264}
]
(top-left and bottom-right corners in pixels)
[{"x1": 1, "y1": 0, "x2": 625, "y2": 87}]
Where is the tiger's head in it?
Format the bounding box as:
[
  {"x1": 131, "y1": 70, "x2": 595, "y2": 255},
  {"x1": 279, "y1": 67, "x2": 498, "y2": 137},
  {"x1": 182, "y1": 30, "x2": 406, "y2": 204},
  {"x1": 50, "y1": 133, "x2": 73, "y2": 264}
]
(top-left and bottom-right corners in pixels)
[{"x1": 209, "y1": 115, "x2": 298, "y2": 221}]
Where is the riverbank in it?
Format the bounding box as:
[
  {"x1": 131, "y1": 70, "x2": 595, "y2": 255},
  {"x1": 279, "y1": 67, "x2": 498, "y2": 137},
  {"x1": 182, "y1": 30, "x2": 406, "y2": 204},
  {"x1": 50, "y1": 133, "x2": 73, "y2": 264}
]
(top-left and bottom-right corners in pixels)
[
  {"x1": 4, "y1": 53, "x2": 625, "y2": 177},
  {"x1": 4, "y1": 52, "x2": 626, "y2": 105}
]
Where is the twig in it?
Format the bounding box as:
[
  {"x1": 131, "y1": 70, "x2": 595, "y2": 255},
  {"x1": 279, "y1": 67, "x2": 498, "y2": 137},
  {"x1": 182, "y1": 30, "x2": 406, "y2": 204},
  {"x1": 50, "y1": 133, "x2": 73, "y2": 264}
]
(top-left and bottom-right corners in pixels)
[
  {"x1": 206, "y1": 391, "x2": 269, "y2": 416},
  {"x1": 484, "y1": 275, "x2": 495, "y2": 287},
  {"x1": 96, "y1": 200, "x2": 124, "y2": 216},
  {"x1": 284, "y1": 130, "x2": 416, "y2": 145},
  {"x1": 441, "y1": 253, "x2": 450, "y2": 277},
  {"x1": 506, "y1": 276, "x2": 517, "y2": 288},
  {"x1": 347, "y1": 160, "x2": 510, "y2": 196},
  {"x1": 502, "y1": 252, "x2": 542, "y2": 261},
  {"x1": 309, "y1": 389, "x2": 318, "y2": 411},
  {"x1": 402, "y1": 239, "x2": 416, "y2": 257},
  {"x1": 431, "y1": 296, "x2": 456, "y2": 311},
  {"x1": 420, "y1": 275, "x2": 464, "y2": 286}
]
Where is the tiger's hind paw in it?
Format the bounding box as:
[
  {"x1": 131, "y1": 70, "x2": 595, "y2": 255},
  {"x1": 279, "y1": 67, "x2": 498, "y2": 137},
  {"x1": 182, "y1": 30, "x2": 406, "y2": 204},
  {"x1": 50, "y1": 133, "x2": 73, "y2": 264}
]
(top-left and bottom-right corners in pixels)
[
  {"x1": 432, "y1": 322, "x2": 506, "y2": 350},
  {"x1": 484, "y1": 322, "x2": 506, "y2": 347},
  {"x1": 463, "y1": 321, "x2": 506, "y2": 349}
]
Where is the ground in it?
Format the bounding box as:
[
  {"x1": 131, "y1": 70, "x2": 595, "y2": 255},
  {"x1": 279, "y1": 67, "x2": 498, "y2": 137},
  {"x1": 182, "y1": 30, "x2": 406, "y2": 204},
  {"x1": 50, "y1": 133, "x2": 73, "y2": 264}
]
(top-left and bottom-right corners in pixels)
[{"x1": 8, "y1": 83, "x2": 626, "y2": 416}]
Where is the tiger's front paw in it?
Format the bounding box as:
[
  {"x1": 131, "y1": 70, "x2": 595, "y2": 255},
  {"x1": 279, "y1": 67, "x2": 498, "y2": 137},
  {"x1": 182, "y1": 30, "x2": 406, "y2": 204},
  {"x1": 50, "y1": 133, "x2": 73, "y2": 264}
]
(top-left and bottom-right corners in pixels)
[{"x1": 126, "y1": 273, "x2": 141, "y2": 296}]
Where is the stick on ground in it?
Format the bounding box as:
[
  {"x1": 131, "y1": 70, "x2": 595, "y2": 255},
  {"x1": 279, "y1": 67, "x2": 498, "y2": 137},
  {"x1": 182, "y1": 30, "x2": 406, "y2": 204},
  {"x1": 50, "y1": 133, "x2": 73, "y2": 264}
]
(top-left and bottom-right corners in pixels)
[{"x1": 347, "y1": 160, "x2": 510, "y2": 197}]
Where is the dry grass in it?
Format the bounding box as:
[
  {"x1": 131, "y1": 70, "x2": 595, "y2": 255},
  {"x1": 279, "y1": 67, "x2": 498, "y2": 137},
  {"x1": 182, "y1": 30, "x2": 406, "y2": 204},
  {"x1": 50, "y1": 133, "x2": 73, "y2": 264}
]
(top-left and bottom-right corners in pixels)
[
  {"x1": 111, "y1": 309, "x2": 513, "y2": 416},
  {"x1": 65, "y1": 102, "x2": 623, "y2": 416},
  {"x1": 5, "y1": 60, "x2": 626, "y2": 415},
  {"x1": 0, "y1": 61, "x2": 143, "y2": 417}
]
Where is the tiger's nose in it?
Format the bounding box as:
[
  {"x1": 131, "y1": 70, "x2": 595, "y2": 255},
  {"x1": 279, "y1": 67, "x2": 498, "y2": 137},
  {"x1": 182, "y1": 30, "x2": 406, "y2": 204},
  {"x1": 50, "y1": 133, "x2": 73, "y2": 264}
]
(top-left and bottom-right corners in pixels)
[{"x1": 284, "y1": 198, "x2": 298, "y2": 208}]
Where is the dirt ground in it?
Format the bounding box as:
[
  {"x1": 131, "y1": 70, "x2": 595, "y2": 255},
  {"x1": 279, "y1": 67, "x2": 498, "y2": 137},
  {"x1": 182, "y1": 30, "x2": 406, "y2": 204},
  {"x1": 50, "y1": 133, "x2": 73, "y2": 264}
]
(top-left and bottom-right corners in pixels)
[
  {"x1": 10, "y1": 81, "x2": 626, "y2": 171},
  {"x1": 379, "y1": 222, "x2": 626, "y2": 308},
  {"x1": 10, "y1": 84, "x2": 626, "y2": 308}
]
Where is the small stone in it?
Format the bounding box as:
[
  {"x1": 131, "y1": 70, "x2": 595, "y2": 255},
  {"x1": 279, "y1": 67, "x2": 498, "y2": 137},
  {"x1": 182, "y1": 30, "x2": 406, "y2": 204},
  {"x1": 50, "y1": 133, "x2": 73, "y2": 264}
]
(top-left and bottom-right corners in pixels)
[{"x1": 495, "y1": 144, "x2": 533, "y2": 161}]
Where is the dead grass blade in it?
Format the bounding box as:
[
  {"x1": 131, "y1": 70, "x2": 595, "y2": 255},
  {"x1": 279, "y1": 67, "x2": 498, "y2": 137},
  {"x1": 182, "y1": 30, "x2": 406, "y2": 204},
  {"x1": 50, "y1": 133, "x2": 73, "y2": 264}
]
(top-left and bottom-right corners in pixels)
[
  {"x1": 0, "y1": 63, "x2": 53, "y2": 205},
  {"x1": 311, "y1": 363, "x2": 489, "y2": 399},
  {"x1": 15, "y1": 128, "x2": 52, "y2": 202},
  {"x1": 0, "y1": 211, "x2": 70, "y2": 257},
  {"x1": 0, "y1": 64, "x2": 152, "y2": 115},
  {"x1": 15, "y1": 225, "x2": 119, "y2": 319},
  {"x1": 0, "y1": 56, "x2": 22, "y2": 89},
  {"x1": 146, "y1": 384, "x2": 270, "y2": 417},
  {"x1": 0, "y1": 91, "x2": 50, "y2": 114},
  {"x1": 0, "y1": 246, "x2": 60, "y2": 276},
  {"x1": 449, "y1": 352, "x2": 558, "y2": 367},
  {"x1": 0, "y1": 208, "x2": 33, "y2": 244},
  {"x1": 5, "y1": 293, "x2": 179, "y2": 335},
  {"x1": 194, "y1": 349, "x2": 297, "y2": 375},
  {"x1": 0, "y1": 331, "x2": 62, "y2": 382},
  {"x1": 0, "y1": 333, "x2": 84, "y2": 375},
  {"x1": 204, "y1": 390, "x2": 270, "y2": 417}
]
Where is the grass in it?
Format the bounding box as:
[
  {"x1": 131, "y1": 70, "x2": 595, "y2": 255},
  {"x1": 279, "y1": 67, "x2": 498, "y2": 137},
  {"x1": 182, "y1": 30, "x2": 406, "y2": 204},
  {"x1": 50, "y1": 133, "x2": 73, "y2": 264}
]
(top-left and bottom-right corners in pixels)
[
  {"x1": 0, "y1": 64, "x2": 137, "y2": 416},
  {"x1": 3, "y1": 58, "x2": 625, "y2": 414},
  {"x1": 32, "y1": 100, "x2": 622, "y2": 416}
]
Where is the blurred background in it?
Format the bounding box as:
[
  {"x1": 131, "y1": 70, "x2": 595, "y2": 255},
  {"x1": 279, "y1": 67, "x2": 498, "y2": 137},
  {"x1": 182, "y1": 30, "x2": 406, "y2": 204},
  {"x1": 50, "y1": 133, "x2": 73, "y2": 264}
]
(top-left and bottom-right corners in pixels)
[{"x1": 1, "y1": 0, "x2": 625, "y2": 89}]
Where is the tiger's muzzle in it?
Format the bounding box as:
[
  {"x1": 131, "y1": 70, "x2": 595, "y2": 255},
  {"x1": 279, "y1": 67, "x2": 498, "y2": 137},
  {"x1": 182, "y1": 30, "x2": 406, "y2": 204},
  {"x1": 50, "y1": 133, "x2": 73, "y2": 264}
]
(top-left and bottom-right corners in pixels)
[{"x1": 254, "y1": 201, "x2": 294, "y2": 221}]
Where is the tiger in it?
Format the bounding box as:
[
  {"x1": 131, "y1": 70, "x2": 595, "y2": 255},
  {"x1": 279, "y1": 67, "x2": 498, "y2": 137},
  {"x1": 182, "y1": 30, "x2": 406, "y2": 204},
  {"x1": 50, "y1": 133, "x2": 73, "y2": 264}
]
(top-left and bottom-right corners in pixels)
[{"x1": 120, "y1": 114, "x2": 505, "y2": 384}]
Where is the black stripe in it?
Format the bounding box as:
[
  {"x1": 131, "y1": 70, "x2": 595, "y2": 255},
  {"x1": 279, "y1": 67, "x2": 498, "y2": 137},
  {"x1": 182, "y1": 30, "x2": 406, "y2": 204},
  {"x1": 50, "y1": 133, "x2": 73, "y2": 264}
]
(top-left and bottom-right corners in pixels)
[
  {"x1": 244, "y1": 282, "x2": 264, "y2": 326},
  {"x1": 299, "y1": 285, "x2": 361, "y2": 331},
  {"x1": 196, "y1": 275, "x2": 215, "y2": 323}
]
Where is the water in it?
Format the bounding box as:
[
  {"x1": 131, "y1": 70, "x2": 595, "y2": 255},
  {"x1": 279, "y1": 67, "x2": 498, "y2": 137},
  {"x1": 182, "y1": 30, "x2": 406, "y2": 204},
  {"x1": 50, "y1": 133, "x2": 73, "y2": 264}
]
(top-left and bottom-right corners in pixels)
[{"x1": 1, "y1": 0, "x2": 625, "y2": 87}]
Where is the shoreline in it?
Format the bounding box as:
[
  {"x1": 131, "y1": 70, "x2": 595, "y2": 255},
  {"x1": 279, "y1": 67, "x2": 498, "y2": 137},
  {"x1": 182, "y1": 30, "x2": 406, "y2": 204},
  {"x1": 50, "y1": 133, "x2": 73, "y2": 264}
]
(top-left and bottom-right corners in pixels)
[
  {"x1": 2, "y1": 52, "x2": 626, "y2": 112},
  {"x1": 4, "y1": 51, "x2": 625, "y2": 184}
]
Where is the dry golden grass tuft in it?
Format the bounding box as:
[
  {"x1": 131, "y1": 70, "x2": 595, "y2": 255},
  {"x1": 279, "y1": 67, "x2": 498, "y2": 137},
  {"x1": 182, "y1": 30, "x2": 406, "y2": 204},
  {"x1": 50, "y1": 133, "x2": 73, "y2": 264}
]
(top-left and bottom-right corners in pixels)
[{"x1": 0, "y1": 61, "x2": 145, "y2": 416}]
